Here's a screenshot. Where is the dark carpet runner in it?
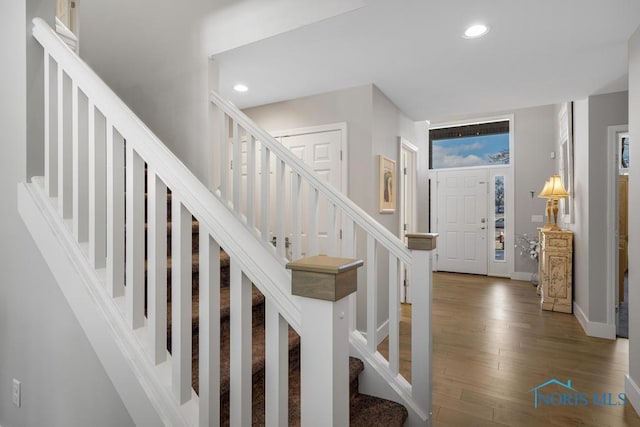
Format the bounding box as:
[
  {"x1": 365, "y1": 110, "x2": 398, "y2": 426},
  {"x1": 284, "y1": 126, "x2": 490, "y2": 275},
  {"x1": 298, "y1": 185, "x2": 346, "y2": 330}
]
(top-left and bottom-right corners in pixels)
[{"x1": 148, "y1": 187, "x2": 408, "y2": 426}]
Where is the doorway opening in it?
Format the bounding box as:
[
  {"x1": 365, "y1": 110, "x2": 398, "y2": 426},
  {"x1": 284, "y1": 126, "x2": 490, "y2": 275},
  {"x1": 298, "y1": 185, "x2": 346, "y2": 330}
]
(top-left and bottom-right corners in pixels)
[
  {"x1": 399, "y1": 137, "x2": 418, "y2": 303},
  {"x1": 428, "y1": 116, "x2": 514, "y2": 277},
  {"x1": 607, "y1": 125, "x2": 629, "y2": 338}
]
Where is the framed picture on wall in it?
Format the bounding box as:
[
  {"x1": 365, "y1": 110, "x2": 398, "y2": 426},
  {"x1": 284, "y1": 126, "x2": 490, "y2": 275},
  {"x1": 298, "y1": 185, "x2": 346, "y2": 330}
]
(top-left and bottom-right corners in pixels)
[{"x1": 379, "y1": 155, "x2": 396, "y2": 213}]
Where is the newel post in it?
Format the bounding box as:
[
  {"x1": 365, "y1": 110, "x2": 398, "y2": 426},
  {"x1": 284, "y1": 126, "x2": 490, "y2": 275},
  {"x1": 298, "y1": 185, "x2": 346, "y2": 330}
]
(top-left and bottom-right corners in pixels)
[
  {"x1": 406, "y1": 232, "x2": 438, "y2": 423},
  {"x1": 286, "y1": 255, "x2": 363, "y2": 427}
]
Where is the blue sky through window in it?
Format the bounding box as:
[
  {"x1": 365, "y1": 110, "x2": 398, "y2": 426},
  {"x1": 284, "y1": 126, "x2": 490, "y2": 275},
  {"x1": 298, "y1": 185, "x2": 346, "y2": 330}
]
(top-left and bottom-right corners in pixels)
[{"x1": 432, "y1": 133, "x2": 509, "y2": 169}]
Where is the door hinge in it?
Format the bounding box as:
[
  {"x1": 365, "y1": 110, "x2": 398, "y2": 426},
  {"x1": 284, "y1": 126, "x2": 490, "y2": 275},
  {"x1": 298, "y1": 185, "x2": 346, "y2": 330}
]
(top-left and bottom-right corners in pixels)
[
  {"x1": 340, "y1": 150, "x2": 343, "y2": 161},
  {"x1": 339, "y1": 229, "x2": 343, "y2": 239},
  {"x1": 404, "y1": 167, "x2": 407, "y2": 175},
  {"x1": 71, "y1": 1, "x2": 76, "y2": 8},
  {"x1": 230, "y1": 160, "x2": 233, "y2": 170},
  {"x1": 404, "y1": 223, "x2": 408, "y2": 231}
]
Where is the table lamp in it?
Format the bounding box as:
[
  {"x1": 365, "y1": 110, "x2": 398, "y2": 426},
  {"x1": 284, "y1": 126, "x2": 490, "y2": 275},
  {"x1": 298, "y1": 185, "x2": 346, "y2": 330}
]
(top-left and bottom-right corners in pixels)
[{"x1": 538, "y1": 174, "x2": 569, "y2": 230}]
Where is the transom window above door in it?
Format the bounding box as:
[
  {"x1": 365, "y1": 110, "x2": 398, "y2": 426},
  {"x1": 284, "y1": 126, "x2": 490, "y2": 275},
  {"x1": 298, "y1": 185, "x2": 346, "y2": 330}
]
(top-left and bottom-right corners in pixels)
[{"x1": 430, "y1": 120, "x2": 510, "y2": 169}]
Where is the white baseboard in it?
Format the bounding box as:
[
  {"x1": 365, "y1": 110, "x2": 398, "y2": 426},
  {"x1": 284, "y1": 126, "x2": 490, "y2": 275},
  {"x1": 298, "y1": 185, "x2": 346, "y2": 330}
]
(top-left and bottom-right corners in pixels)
[
  {"x1": 573, "y1": 302, "x2": 616, "y2": 340},
  {"x1": 625, "y1": 375, "x2": 640, "y2": 416},
  {"x1": 511, "y1": 271, "x2": 532, "y2": 282}
]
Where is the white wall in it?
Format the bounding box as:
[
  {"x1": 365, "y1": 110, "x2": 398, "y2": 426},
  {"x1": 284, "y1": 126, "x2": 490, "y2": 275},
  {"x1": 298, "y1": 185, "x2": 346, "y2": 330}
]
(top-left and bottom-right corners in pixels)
[
  {"x1": 430, "y1": 104, "x2": 557, "y2": 276},
  {"x1": 78, "y1": 0, "x2": 217, "y2": 184},
  {"x1": 571, "y1": 99, "x2": 590, "y2": 317},
  {"x1": 627, "y1": 25, "x2": 640, "y2": 414},
  {"x1": 0, "y1": 3, "x2": 134, "y2": 426}
]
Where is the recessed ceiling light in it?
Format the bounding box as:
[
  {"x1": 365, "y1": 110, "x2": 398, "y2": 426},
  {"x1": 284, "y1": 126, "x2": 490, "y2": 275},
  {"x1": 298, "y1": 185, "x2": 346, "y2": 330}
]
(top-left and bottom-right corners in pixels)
[
  {"x1": 463, "y1": 24, "x2": 490, "y2": 39},
  {"x1": 233, "y1": 83, "x2": 249, "y2": 92}
]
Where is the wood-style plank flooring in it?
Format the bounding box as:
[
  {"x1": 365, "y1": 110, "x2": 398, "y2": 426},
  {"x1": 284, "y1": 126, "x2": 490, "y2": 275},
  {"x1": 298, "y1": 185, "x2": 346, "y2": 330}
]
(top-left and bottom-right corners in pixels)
[{"x1": 378, "y1": 272, "x2": 640, "y2": 426}]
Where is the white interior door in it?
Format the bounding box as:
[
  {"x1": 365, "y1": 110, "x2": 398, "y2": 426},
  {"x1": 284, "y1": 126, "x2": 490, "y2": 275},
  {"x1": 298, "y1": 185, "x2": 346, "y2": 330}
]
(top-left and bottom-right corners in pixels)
[
  {"x1": 435, "y1": 168, "x2": 488, "y2": 275},
  {"x1": 279, "y1": 130, "x2": 343, "y2": 258}
]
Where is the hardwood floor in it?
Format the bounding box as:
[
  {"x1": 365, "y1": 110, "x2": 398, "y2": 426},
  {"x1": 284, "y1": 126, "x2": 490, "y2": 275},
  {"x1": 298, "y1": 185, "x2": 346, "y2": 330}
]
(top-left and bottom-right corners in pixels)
[{"x1": 378, "y1": 272, "x2": 640, "y2": 426}]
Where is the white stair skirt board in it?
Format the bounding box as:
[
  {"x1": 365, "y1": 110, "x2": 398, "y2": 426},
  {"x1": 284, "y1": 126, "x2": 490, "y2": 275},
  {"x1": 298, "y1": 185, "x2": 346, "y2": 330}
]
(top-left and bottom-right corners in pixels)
[
  {"x1": 350, "y1": 333, "x2": 430, "y2": 427},
  {"x1": 359, "y1": 319, "x2": 390, "y2": 347},
  {"x1": 625, "y1": 375, "x2": 640, "y2": 416},
  {"x1": 573, "y1": 301, "x2": 616, "y2": 340},
  {"x1": 18, "y1": 179, "x2": 192, "y2": 427}
]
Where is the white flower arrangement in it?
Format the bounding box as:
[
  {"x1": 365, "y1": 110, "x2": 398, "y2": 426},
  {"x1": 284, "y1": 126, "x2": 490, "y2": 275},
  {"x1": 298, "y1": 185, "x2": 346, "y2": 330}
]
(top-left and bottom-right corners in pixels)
[{"x1": 515, "y1": 233, "x2": 539, "y2": 262}]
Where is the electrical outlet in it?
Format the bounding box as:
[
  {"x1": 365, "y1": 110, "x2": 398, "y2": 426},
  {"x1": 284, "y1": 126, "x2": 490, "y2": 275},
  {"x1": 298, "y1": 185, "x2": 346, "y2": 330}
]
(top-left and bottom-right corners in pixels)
[{"x1": 12, "y1": 379, "x2": 21, "y2": 408}]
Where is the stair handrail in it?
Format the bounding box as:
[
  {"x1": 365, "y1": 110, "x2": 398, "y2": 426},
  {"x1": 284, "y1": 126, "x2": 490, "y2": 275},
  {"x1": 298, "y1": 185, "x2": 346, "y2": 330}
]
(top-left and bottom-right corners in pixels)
[
  {"x1": 32, "y1": 17, "x2": 301, "y2": 331},
  {"x1": 209, "y1": 90, "x2": 412, "y2": 266}
]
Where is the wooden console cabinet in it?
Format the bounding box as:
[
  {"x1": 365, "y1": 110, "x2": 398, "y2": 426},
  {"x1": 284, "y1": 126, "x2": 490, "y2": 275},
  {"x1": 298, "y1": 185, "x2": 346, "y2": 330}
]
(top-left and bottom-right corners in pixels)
[{"x1": 538, "y1": 229, "x2": 573, "y2": 313}]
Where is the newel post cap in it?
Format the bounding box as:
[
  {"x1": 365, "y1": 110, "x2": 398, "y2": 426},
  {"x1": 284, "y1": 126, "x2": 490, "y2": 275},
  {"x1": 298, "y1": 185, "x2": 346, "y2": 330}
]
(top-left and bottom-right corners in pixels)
[
  {"x1": 406, "y1": 232, "x2": 439, "y2": 251},
  {"x1": 286, "y1": 255, "x2": 364, "y2": 302}
]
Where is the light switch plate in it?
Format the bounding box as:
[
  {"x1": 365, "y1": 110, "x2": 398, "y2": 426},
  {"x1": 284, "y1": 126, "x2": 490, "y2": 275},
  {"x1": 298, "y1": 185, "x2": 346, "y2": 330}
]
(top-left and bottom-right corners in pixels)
[{"x1": 531, "y1": 214, "x2": 543, "y2": 223}]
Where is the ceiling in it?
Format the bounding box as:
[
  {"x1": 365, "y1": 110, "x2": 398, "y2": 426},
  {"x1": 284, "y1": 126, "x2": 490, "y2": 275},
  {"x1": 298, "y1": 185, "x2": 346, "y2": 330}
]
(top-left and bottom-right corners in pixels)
[{"x1": 214, "y1": 0, "x2": 640, "y2": 122}]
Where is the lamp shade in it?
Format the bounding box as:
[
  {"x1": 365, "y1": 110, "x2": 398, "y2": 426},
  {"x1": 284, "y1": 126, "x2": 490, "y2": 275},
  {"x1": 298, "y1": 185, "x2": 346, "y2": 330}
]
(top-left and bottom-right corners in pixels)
[
  {"x1": 538, "y1": 180, "x2": 552, "y2": 198},
  {"x1": 546, "y1": 174, "x2": 569, "y2": 199}
]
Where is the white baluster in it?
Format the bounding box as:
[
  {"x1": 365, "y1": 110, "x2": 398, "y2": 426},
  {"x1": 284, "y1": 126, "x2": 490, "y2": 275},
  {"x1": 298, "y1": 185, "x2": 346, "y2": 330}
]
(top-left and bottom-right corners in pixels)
[
  {"x1": 246, "y1": 134, "x2": 256, "y2": 230},
  {"x1": 291, "y1": 173, "x2": 301, "y2": 260},
  {"x1": 233, "y1": 121, "x2": 241, "y2": 214},
  {"x1": 125, "y1": 144, "x2": 145, "y2": 329},
  {"x1": 72, "y1": 83, "x2": 88, "y2": 242},
  {"x1": 276, "y1": 159, "x2": 285, "y2": 259},
  {"x1": 44, "y1": 51, "x2": 58, "y2": 197},
  {"x1": 343, "y1": 220, "x2": 357, "y2": 333},
  {"x1": 219, "y1": 110, "x2": 229, "y2": 202},
  {"x1": 58, "y1": 68, "x2": 72, "y2": 219},
  {"x1": 230, "y1": 259, "x2": 252, "y2": 427},
  {"x1": 261, "y1": 145, "x2": 270, "y2": 244},
  {"x1": 366, "y1": 234, "x2": 378, "y2": 353},
  {"x1": 199, "y1": 231, "x2": 221, "y2": 426},
  {"x1": 147, "y1": 171, "x2": 167, "y2": 364},
  {"x1": 265, "y1": 300, "x2": 288, "y2": 427},
  {"x1": 388, "y1": 253, "x2": 400, "y2": 376},
  {"x1": 172, "y1": 197, "x2": 193, "y2": 404},
  {"x1": 308, "y1": 187, "x2": 318, "y2": 256},
  {"x1": 88, "y1": 103, "x2": 106, "y2": 268},
  {"x1": 328, "y1": 203, "x2": 337, "y2": 255},
  {"x1": 106, "y1": 124, "x2": 125, "y2": 297}
]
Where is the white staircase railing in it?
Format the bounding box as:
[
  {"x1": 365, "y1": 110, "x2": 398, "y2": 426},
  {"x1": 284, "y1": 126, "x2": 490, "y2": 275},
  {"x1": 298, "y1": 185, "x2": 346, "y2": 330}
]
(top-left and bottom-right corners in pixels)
[
  {"x1": 32, "y1": 17, "x2": 303, "y2": 426},
  {"x1": 210, "y1": 91, "x2": 434, "y2": 422}
]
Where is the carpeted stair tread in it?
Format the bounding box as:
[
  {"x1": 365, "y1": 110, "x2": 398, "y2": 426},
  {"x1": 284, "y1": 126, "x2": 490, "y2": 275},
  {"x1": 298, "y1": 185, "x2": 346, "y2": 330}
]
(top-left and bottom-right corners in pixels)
[
  {"x1": 349, "y1": 394, "x2": 409, "y2": 427},
  {"x1": 166, "y1": 284, "x2": 265, "y2": 337},
  {"x1": 217, "y1": 323, "x2": 300, "y2": 396}
]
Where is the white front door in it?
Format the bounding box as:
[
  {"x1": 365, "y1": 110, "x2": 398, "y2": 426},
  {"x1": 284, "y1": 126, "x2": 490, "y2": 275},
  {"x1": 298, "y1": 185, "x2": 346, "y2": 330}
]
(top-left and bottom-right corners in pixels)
[
  {"x1": 435, "y1": 168, "x2": 488, "y2": 275},
  {"x1": 278, "y1": 130, "x2": 343, "y2": 258}
]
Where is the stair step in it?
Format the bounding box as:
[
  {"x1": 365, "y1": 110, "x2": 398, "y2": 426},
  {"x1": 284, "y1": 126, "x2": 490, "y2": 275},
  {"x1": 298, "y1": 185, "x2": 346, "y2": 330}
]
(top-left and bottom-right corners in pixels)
[{"x1": 349, "y1": 394, "x2": 409, "y2": 427}]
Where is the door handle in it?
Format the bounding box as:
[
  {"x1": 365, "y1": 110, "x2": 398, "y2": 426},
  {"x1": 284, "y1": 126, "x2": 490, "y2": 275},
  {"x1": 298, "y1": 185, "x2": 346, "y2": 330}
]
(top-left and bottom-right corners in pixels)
[{"x1": 480, "y1": 226, "x2": 486, "y2": 230}]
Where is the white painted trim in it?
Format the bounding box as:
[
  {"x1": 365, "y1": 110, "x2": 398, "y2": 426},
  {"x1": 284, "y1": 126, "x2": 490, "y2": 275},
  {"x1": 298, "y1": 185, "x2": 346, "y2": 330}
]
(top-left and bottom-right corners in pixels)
[
  {"x1": 573, "y1": 301, "x2": 616, "y2": 340},
  {"x1": 210, "y1": 91, "x2": 412, "y2": 265},
  {"x1": 607, "y1": 124, "x2": 628, "y2": 333},
  {"x1": 625, "y1": 375, "x2": 640, "y2": 416},
  {"x1": 350, "y1": 333, "x2": 430, "y2": 427},
  {"x1": 360, "y1": 319, "x2": 390, "y2": 347},
  {"x1": 269, "y1": 122, "x2": 348, "y2": 197},
  {"x1": 511, "y1": 271, "x2": 533, "y2": 282},
  {"x1": 18, "y1": 180, "x2": 181, "y2": 426},
  {"x1": 398, "y1": 137, "x2": 418, "y2": 238}
]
